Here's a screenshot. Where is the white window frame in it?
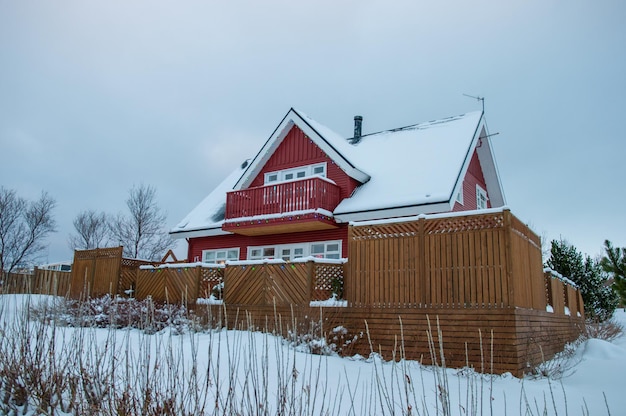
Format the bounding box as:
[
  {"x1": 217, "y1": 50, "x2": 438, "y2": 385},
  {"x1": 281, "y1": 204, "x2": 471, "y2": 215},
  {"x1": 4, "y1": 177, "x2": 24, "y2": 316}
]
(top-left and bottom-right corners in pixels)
[
  {"x1": 247, "y1": 239, "x2": 341, "y2": 261},
  {"x1": 264, "y1": 162, "x2": 327, "y2": 185},
  {"x1": 277, "y1": 244, "x2": 307, "y2": 261},
  {"x1": 202, "y1": 248, "x2": 240, "y2": 264},
  {"x1": 476, "y1": 185, "x2": 488, "y2": 210},
  {"x1": 455, "y1": 188, "x2": 464, "y2": 205},
  {"x1": 310, "y1": 240, "x2": 341, "y2": 259}
]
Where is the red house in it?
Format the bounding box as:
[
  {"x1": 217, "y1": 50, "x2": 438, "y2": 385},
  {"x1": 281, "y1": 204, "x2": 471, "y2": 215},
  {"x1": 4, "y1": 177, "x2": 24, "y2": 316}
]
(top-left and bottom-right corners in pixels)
[{"x1": 170, "y1": 108, "x2": 505, "y2": 263}]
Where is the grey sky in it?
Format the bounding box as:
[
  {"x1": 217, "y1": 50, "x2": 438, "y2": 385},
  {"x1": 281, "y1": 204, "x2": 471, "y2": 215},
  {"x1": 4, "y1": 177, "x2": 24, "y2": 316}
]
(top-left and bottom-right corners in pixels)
[{"x1": 1, "y1": 0, "x2": 624, "y2": 263}]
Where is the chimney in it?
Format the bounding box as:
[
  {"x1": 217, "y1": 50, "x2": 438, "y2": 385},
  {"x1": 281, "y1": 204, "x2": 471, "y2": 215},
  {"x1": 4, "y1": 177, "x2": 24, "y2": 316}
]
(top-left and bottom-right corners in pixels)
[{"x1": 351, "y1": 115, "x2": 363, "y2": 144}]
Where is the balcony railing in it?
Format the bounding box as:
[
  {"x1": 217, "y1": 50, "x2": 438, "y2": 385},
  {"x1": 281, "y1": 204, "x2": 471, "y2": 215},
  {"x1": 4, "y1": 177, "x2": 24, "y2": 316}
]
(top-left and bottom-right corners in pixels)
[{"x1": 225, "y1": 177, "x2": 341, "y2": 220}]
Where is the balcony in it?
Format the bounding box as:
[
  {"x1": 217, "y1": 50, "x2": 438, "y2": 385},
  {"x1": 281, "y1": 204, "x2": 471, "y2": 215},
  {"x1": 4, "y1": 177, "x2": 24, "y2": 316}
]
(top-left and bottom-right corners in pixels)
[{"x1": 222, "y1": 177, "x2": 341, "y2": 236}]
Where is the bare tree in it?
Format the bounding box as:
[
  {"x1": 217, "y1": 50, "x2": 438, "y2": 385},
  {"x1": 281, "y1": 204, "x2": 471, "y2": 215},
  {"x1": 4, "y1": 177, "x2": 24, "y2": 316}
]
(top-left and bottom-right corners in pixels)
[
  {"x1": 0, "y1": 187, "x2": 57, "y2": 274},
  {"x1": 67, "y1": 210, "x2": 110, "y2": 251},
  {"x1": 109, "y1": 184, "x2": 175, "y2": 260}
]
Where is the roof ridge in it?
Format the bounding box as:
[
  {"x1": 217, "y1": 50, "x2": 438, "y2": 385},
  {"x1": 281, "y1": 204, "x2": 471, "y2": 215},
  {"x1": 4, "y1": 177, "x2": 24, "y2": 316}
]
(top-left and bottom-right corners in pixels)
[{"x1": 346, "y1": 111, "x2": 480, "y2": 141}]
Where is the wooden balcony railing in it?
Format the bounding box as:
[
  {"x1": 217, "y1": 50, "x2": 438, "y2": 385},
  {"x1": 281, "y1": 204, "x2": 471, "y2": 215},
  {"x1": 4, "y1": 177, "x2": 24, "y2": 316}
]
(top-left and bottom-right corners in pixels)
[{"x1": 225, "y1": 177, "x2": 341, "y2": 220}]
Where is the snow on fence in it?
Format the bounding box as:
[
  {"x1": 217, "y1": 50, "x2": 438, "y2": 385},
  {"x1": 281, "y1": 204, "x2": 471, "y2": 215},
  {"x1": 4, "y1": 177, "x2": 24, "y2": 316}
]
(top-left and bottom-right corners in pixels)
[{"x1": 544, "y1": 268, "x2": 584, "y2": 317}]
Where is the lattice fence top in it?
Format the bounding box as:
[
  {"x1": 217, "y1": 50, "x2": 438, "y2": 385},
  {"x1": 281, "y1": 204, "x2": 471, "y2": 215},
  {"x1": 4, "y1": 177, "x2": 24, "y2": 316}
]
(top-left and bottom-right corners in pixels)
[
  {"x1": 424, "y1": 213, "x2": 504, "y2": 234},
  {"x1": 351, "y1": 221, "x2": 421, "y2": 240},
  {"x1": 351, "y1": 212, "x2": 506, "y2": 240},
  {"x1": 73, "y1": 247, "x2": 123, "y2": 260},
  {"x1": 121, "y1": 258, "x2": 152, "y2": 268}
]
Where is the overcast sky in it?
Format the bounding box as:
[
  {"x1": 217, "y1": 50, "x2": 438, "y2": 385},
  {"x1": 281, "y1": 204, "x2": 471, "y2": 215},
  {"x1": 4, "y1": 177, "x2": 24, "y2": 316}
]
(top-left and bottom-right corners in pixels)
[{"x1": 1, "y1": 0, "x2": 624, "y2": 264}]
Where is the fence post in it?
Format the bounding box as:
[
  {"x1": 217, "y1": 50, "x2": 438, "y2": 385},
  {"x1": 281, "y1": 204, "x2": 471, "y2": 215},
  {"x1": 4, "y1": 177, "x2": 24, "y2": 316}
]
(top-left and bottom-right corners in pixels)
[
  {"x1": 418, "y1": 215, "x2": 426, "y2": 306},
  {"x1": 503, "y1": 209, "x2": 514, "y2": 307}
]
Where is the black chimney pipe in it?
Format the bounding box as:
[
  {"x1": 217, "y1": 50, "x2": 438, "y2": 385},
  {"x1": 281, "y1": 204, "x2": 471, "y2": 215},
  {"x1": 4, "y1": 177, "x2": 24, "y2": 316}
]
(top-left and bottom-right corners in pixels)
[{"x1": 352, "y1": 115, "x2": 363, "y2": 144}]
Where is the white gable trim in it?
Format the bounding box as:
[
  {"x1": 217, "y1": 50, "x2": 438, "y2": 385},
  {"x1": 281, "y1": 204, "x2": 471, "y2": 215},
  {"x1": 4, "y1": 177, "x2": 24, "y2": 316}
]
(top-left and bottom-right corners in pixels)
[
  {"x1": 476, "y1": 129, "x2": 506, "y2": 207},
  {"x1": 234, "y1": 108, "x2": 370, "y2": 190},
  {"x1": 449, "y1": 115, "x2": 505, "y2": 209}
]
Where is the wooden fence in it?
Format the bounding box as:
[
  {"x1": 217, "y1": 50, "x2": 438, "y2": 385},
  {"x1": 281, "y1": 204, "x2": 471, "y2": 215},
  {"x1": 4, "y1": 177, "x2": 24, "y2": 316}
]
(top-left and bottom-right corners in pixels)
[
  {"x1": 136, "y1": 264, "x2": 224, "y2": 304},
  {"x1": 223, "y1": 260, "x2": 344, "y2": 306},
  {"x1": 1, "y1": 269, "x2": 72, "y2": 296},
  {"x1": 132, "y1": 260, "x2": 343, "y2": 305},
  {"x1": 347, "y1": 209, "x2": 555, "y2": 310},
  {"x1": 69, "y1": 247, "x2": 151, "y2": 299}
]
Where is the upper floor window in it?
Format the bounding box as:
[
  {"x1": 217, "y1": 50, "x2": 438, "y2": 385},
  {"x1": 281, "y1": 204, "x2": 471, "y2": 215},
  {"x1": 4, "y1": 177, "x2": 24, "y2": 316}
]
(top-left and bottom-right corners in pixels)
[
  {"x1": 203, "y1": 248, "x2": 240, "y2": 264},
  {"x1": 476, "y1": 185, "x2": 488, "y2": 210},
  {"x1": 264, "y1": 163, "x2": 327, "y2": 184}
]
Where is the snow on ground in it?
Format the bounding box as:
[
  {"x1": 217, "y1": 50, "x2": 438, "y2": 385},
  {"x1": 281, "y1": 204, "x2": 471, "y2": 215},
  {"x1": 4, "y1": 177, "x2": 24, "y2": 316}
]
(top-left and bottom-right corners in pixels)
[{"x1": 1, "y1": 295, "x2": 625, "y2": 415}]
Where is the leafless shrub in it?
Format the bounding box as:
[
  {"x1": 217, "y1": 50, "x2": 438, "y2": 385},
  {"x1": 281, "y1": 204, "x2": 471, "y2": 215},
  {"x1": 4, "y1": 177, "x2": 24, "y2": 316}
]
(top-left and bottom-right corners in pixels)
[
  {"x1": 30, "y1": 294, "x2": 197, "y2": 334},
  {"x1": 583, "y1": 317, "x2": 624, "y2": 341}
]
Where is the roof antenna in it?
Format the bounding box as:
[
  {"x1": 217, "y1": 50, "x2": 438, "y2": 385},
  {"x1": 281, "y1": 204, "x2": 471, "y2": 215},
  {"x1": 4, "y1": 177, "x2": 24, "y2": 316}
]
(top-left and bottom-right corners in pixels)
[{"x1": 463, "y1": 93, "x2": 485, "y2": 113}]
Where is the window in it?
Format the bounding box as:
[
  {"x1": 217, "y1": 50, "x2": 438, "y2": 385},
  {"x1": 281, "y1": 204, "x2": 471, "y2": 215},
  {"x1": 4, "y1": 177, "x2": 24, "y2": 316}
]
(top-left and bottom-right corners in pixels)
[
  {"x1": 476, "y1": 185, "x2": 488, "y2": 210},
  {"x1": 248, "y1": 240, "x2": 341, "y2": 261},
  {"x1": 203, "y1": 248, "x2": 239, "y2": 264},
  {"x1": 312, "y1": 165, "x2": 325, "y2": 175},
  {"x1": 249, "y1": 247, "x2": 275, "y2": 260},
  {"x1": 279, "y1": 246, "x2": 306, "y2": 261},
  {"x1": 455, "y1": 188, "x2": 464, "y2": 205},
  {"x1": 264, "y1": 163, "x2": 327, "y2": 184},
  {"x1": 311, "y1": 241, "x2": 341, "y2": 259}
]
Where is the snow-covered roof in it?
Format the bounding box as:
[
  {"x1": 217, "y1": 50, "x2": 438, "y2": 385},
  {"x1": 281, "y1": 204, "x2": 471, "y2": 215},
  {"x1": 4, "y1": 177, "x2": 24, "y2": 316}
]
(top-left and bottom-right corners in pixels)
[
  {"x1": 171, "y1": 109, "x2": 504, "y2": 237},
  {"x1": 334, "y1": 111, "x2": 490, "y2": 220}
]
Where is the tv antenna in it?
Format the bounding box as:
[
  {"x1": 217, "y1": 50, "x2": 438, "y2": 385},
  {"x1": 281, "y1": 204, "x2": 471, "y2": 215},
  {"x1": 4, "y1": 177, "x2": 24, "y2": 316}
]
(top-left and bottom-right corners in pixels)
[{"x1": 463, "y1": 94, "x2": 485, "y2": 113}]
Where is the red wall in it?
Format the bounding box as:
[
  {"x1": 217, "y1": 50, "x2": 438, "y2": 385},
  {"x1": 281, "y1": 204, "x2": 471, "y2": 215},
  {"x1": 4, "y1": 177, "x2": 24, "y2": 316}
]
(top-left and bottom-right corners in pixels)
[
  {"x1": 187, "y1": 125, "x2": 361, "y2": 262},
  {"x1": 187, "y1": 226, "x2": 349, "y2": 262},
  {"x1": 452, "y1": 149, "x2": 490, "y2": 212},
  {"x1": 250, "y1": 125, "x2": 360, "y2": 200}
]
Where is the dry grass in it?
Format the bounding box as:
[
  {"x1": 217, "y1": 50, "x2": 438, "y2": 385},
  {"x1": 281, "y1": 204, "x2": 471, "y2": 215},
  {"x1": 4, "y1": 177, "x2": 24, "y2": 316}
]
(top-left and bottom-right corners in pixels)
[{"x1": 0, "y1": 294, "x2": 616, "y2": 415}]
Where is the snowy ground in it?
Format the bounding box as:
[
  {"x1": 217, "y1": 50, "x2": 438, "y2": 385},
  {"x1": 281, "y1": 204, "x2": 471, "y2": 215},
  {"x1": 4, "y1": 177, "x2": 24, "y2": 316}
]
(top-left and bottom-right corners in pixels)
[{"x1": 1, "y1": 294, "x2": 625, "y2": 415}]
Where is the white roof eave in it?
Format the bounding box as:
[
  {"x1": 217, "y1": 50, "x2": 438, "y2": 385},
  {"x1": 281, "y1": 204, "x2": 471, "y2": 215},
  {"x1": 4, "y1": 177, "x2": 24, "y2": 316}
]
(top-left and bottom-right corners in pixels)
[
  {"x1": 170, "y1": 225, "x2": 230, "y2": 239},
  {"x1": 334, "y1": 200, "x2": 453, "y2": 223}
]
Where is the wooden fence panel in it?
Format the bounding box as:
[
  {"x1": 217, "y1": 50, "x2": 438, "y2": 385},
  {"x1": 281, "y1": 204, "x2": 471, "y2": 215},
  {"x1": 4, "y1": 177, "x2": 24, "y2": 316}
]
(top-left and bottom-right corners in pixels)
[
  {"x1": 70, "y1": 247, "x2": 123, "y2": 299},
  {"x1": 349, "y1": 221, "x2": 422, "y2": 305},
  {"x1": 550, "y1": 279, "x2": 565, "y2": 315},
  {"x1": 507, "y1": 214, "x2": 542, "y2": 309},
  {"x1": 34, "y1": 269, "x2": 72, "y2": 296},
  {"x1": 565, "y1": 284, "x2": 580, "y2": 317},
  {"x1": 224, "y1": 262, "x2": 316, "y2": 306},
  {"x1": 1, "y1": 270, "x2": 72, "y2": 296},
  {"x1": 136, "y1": 269, "x2": 168, "y2": 301},
  {"x1": 347, "y1": 209, "x2": 559, "y2": 310},
  {"x1": 225, "y1": 265, "x2": 267, "y2": 305},
  {"x1": 166, "y1": 268, "x2": 200, "y2": 304},
  {"x1": 135, "y1": 266, "x2": 209, "y2": 304}
]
